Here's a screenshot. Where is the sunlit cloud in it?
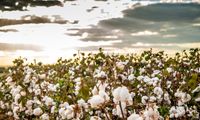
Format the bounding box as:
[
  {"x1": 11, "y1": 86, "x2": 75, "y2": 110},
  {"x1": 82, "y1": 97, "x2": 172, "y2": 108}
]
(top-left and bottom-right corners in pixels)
[
  {"x1": 0, "y1": 43, "x2": 42, "y2": 51},
  {"x1": 192, "y1": 23, "x2": 200, "y2": 26},
  {"x1": 162, "y1": 34, "x2": 177, "y2": 38},
  {"x1": 132, "y1": 42, "x2": 200, "y2": 49},
  {"x1": 131, "y1": 30, "x2": 159, "y2": 36}
]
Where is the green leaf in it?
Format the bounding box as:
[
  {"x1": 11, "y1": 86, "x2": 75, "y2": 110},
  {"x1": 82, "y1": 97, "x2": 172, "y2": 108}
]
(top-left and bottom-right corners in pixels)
[
  {"x1": 188, "y1": 73, "x2": 198, "y2": 90},
  {"x1": 158, "y1": 106, "x2": 169, "y2": 118}
]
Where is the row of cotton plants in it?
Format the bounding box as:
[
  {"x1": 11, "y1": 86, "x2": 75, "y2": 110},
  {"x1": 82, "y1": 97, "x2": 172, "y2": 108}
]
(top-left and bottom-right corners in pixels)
[{"x1": 0, "y1": 48, "x2": 200, "y2": 120}]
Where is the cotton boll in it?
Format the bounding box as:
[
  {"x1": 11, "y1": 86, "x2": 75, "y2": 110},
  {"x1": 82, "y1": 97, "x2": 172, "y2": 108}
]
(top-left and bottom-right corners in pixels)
[
  {"x1": 34, "y1": 88, "x2": 41, "y2": 95},
  {"x1": 99, "y1": 90, "x2": 110, "y2": 102},
  {"x1": 1, "y1": 101, "x2": 6, "y2": 109},
  {"x1": 40, "y1": 81, "x2": 49, "y2": 90},
  {"x1": 88, "y1": 95, "x2": 105, "y2": 108},
  {"x1": 51, "y1": 106, "x2": 56, "y2": 114},
  {"x1": 118, "y1": 74, "x2": 127, "y2": 81},
  {"x1": 165, "y1": 81, "x2": 171, "y2": 89},
  {"x1": 20, "y1": 91, "x2": 26, "y2": 96},
  {"x1": 116, "y1": 102, "x2": 126, "y2": 118},
  {"x1": 59, "y1": 108, "x2": 67, "y2": 119},
  {"x1": 153, "y1": 87, "x2": 163, "y2": 96},
  {"x1": 65, "y1": 105, "x2": 74, "y2": 119},
  {"x1": 119, "y1": 87, "x2": 131, "y2": 102},
  {"x1": 116, "y1": 61, "x2": 126, "y2": 70},
  {"x1": 139, "y1": 68, "x2": 145, "y2": 74},
  {"x1": 7, "y1": 111, "x2": 13, "y2": 116},
  {"x1": 26, "y1": 100, "x2": 33, "y2": 108},
  {"x1": 192, "y1": 85, "x2": 200, "y2": 93},
  {"x1": 92, "y1": 86, "x2": 98, "y2": 95},
  {"x1": 141, "y1": 96, "x2": 148, "y2": 105},
  {"x1": 128, "y1": 113, "x2": 143, "y2": 120},
  {"x1": 11, "y1": 86, "x2": 22, "y2": 97},
  {"x1": 13, "y1": 106, "x2": 19, "y2": 117},
  {"x1": 40, "y1": 113, "x2": 49, "y2": 120},
  {"x1": 48, "y1": 84, "x2": 57, "y2": 92},
  {"x1": 25, "y1": 109, "x2": 33, "y2": 115},
  {"x1": 113, "y1": 86, "x2": 132, "y2": 105},
  {"x1": 195, "y1": 97, "x2": 200, "y2": 102},
  {"x1": 152, "y1": 70, "x2": 160, "y2": 77},
  {"x1": 175, "y1": 91, "x2": 191, "y2": 105},
  {"x1": 169, "y1": 106, "x2": 185, "y2": 118},
  {"x1": 33, "y1": 107, "x2": 43, "y2": 116},
  {"x1": 95, "y1": 71, "x2": 107, "y2": 79},
  {"x1": 128, "y1": 74, "x2": 135, "y2": 81},
  {"x1": 90, "y1": 116, "x2": 102, "y2": 120},
  {"x1": 113, "y1": 87, "x2": 121, "y2": 102},
  {"x1": 92, "y1": 81, "x2": 108, "y2": 95},
  {"x1": 42, "y1": 96, "x2": 54, "y2": 106},
  {"x1": 77, "y1": 99, "x2": 85, "y2": 107},
  {"x1": 6, "y1": 76, "x2": 15, "y2": 86},
  {"x1": 149, "y1": 96, "x2": 157, "y2": 102},
  {"x1": 167, "y1": 67, "x2": 173, "y2": 73},
  {"x1": 14, "y1": 94, "x2": 21, "y2": 103},
  {"x1": 39, "y1": 74, "x2": 46, "y2": 80},
  {"x1": 143, "y1": 105, "x2": 160, "y2": 120},
  {"x1": 164, "y1": 92, "x2": 171, "y2": 104}
]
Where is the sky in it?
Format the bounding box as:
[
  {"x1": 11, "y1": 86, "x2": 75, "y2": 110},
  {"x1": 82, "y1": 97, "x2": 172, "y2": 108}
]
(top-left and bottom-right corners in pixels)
[{"x1": 0, "y1": 0, "x2": 200, "y2": 66}]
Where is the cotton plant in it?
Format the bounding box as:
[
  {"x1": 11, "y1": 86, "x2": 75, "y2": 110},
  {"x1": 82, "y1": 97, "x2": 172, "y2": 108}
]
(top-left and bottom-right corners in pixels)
[
  {"x1": 0, "y1": 48, "x2": 200, "y2": 119},
  {"x1": 112, "y1": 86, "x2": 133, "y2": 118}
]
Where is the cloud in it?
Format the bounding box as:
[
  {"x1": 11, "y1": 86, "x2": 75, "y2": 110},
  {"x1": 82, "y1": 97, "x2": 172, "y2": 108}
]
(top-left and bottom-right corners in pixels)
[
  {"x1": 131, "y1": 30, "x2": 159, "y2": 36},
  {"x1": 162, "y1": 34, "x2": 177, "y2": 38},
  {"x1": 0, "y1": 43, "x2": 42, "y2": 51}
]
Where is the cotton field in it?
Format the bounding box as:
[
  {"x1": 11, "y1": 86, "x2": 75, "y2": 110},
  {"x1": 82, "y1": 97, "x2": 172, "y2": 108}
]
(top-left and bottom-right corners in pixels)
[{"x1": 0, "y1": 48, "x2": 200, "y2": 120}]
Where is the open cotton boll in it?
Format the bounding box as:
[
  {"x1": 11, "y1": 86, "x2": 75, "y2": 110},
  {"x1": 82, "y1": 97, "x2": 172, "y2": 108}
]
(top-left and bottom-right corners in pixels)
[
  {"x1": 42, "y1": 96, "x2": 55, "y2": 106},
  {"x1": 149, "y1": 96, "x2": 157, "y2": 102},
  {"x1": 14, "y1": 94, "x2": 21, "y2": 103},
  {"x1": 26, "y1": 100, "x2": 33, "y2": 108},
  {"x1": 99, "y1": 90, "x2": 110, "y2": 102},
  {"x1": 20, "y1": 91, "x2": 26, "y2": 96},
  {"x1": 128, "y1": 113, "x2": 143, "y2": 120},
  {"x1": 39, "y1": 74, "x2": 46, "y2": 80},
  {"x1": 40, "y1": 113, "x2": 49, "y2": 120},
  {"x1": 10, "y1": 85, "x2": 22, "y2": 97},
  {"x1": 113, "y1": 86, "x2": 132, "y2": 105},
  {"x1": 90, "y1": 116, "x2": 102, "y2": 120},
  {"x1": 143, "y1": 105, "x2": 160, "y2": 120},
  {"x1": 141, "y1": 96, "x2": 149, "y2": 105},
  {"x1": 116, "y1": 62, "x2": 125, "y2": 70},
  {"x1": 95, "y1": 71, "x2": 107, "y2": 79},
  {"x1": 192, "y1": 85, "x2": 200, "y2": 93},
  {"x1": 33, "y1": 107, "x2": 43, "y2": 116},
  {"x1": 169, "y1": 106, "x2": 185, "y2": 118},
  {"x1": 128, "y1": 74, "x2": 135, "y2": 81},
  {"x1": 164, "y1": 92, "x2": 171, "y2": 104},
  {"x1": 65, "y1": 105, "x2": 75, "y2": 119},
  {"x1": 48, "y1": 83, "x2": 58, "y2": 92},
  {"x1": 92, "y1": 80, "x2": 108, "y2": 95},
  {"x1": 59, "y1": 108, "x2": 66, "y2": 119},
  {"x1": 5, "y1": 76, "x2": 13, "y2": 86},
  {"x1": 116, "y1": 102, "x2": 126, "y2": 118},
  {"x1": 195, "y1": 97, "x2": 200, "y2": 102},
  {"x1": 167, "y1": 67, "x2": 173, "y2": 73},
  {"x1": 174, "y1": 91, "x2": 191, "y2": 105},
  {"x1": 78, "y1": 99, "x2": 88, "y2": 108},
  {"x1": 153, "y1": 87, "x2": 163, "y2": 96},
  {"x1": 88, "y1": 95, "x2": 105, "y2": 108}
]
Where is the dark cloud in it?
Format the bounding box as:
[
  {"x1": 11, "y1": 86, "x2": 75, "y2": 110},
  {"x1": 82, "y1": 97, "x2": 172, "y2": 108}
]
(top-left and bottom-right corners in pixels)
[
  {"x1": 123, "y1": 3, "x2": 200, "y2": 22},
  {"x1": 69, "y1": 3, "x2": 200, "y2": 49}
]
